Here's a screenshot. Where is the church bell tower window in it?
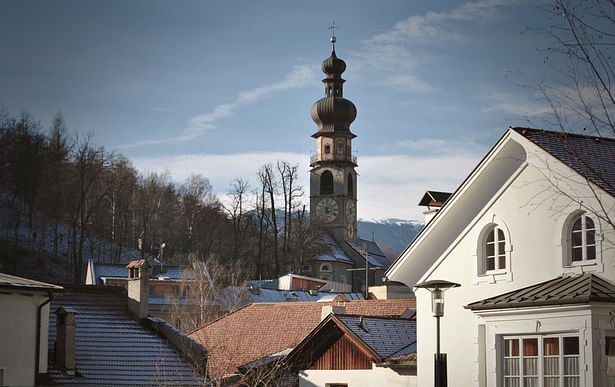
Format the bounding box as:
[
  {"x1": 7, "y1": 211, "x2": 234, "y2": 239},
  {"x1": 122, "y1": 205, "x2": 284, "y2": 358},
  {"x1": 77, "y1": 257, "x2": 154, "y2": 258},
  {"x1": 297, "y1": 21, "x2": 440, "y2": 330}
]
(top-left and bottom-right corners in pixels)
[{"x1": 320, "y1": 171, "x2": 334, "y2": 195}]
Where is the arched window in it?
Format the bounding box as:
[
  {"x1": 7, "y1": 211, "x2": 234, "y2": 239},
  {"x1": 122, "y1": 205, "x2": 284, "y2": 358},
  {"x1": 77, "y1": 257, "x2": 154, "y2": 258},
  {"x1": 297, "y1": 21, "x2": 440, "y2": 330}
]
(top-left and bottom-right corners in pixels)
[
  {"x1": 484, "y1": 226, "x2": 506, "y2": 272},
  {"x1": 320, "y1": 171, "x2": 333, "y2": 195},
  {"x1": 570, "y1": 213, "x2": 596, "y2": 263},
  {"x1": 347, "y1": 173, "x2": 353, "y2": 198},
  {"x1": 320, "y1": 263, "x2": 331, "y2": 272}
]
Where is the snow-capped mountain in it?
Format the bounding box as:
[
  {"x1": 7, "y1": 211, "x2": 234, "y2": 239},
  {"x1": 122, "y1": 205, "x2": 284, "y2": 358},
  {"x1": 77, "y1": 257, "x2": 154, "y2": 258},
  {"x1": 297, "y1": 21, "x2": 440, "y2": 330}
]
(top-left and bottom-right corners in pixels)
[{"x1": 357, "y1": 218, "x2": 424, "y2": 258}]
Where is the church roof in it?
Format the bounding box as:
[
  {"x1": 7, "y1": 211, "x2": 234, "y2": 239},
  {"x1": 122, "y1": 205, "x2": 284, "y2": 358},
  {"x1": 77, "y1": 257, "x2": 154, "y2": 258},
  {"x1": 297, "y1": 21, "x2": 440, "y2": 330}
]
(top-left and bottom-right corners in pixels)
[
  {"x1": 346, "y1": 238, "x2": 390, "y2": 269},
  {"x1": 465, "y1": 272, "x2": 615, "y2": 311}
]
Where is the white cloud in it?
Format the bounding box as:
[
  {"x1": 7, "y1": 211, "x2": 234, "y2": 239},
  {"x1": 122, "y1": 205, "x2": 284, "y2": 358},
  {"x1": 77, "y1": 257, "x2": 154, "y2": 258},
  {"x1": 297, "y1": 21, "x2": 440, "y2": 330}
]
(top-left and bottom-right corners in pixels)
[
  {"x1": 130, "y1": 140, "x2": 484, "y2": 221},
  {"x1": 480, "y1": 89, "x2": 552, "y2": 117},
  {"x1": 356, "y1": 0, "x2": 515, "y2": 92},
  {"x1": 118, "y1": 64, "x2": 316, "y2": 149}
]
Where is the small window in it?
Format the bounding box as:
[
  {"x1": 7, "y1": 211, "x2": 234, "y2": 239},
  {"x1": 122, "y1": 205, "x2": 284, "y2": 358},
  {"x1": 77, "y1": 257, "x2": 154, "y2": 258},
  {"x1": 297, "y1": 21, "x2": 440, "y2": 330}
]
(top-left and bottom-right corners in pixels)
[
  {"x1": 347, "y1": 174, "x2": 353, "y2": 198},
  {"x1": 485, "y1": 227, "x2": 506, "y2": 271},
  {"x1": 302, "y1": 264, "x2": 312, "y2": 273},
  {"x1": 324, "y1": 145, "x2": 331, "y2": 154},
  {"x1": 320, "y1": 263, "x2": 331, "y2": 272},
  {"x1": 320, "y1": 171, "x2": 334, "y2": 195},
  {"x1": 570, "y1": 214, "x2": 596, "y2": 263}
]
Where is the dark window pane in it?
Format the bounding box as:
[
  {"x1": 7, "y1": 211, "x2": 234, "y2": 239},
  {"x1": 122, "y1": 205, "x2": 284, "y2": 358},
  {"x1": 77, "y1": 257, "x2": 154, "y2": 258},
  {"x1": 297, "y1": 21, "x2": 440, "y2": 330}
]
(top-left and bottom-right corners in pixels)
[
  {"x1": 563, "y1": 337, "x2": 579, "y2": 355},
  {"x1": 486, "y1": 243, "x2": 495, "y2": 257},
  {"x1": 499, "y1": 255, "x2": 506, "y2": 269},
  {"x1": 571, "y1": 247, "x2": 583, "y2": 261},
  {"x1": 498, "y1": 229, "x2": 505, "y2": 241},
  {"x1": 586, "y1": 246, "x2": 596, "y2": 260},
  {"x1": 499, "y1": 241, "x2": 505, "y2": 253},
  {"x1": 571, "y1": 231, "x2": 582, "y2": 247},
  {"x1": 486, "y1": 257, "x2": 495, "y2": 271},
  {"x1": 505, "y1": 339, "x2": 520, "y2": 356},
  {"x1": 487, "y1": 230, "x2": 495, "y2": 243},
  {"x1": 320, "y1": 171, "x2": 333, "y2": 195},
  {"x1": 573, "y1": 218, "x2": 582, "y2": 231},
  {"x1": 587, "y1": 230, "x2": 595, "y2": 245},
  {"x1": 585, "y1": 216, "x2": 595, "y2": 230}
]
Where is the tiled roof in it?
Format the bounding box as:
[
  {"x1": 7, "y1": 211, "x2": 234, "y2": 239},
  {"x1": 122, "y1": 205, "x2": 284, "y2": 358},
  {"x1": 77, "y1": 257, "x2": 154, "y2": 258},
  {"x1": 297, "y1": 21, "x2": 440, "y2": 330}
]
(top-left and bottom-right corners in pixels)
[
  {"x1": 312, "y1": 234, "x2": 355, "y2": 264},
  {"x1": 189, "y1": 299, "x2": 415, "y2": 378},
  {"x1": 466, "y1": 273, "x2": 615, "y2": 311},
  {"x1": 48, "y1": 285, "x2": 204, "y2": 385},
  {"x1": 514, "y1": 127, "x2": 615, "y2": 197},
  {"x1": 0, "y1": 272, "x2": 62, "y2": 291},
  {"x1": 346, "y1": 238, "x2": 390, "y2": 268},
  {"x1": 335, "y1": 315, "x2": 416, "y2": 360}
]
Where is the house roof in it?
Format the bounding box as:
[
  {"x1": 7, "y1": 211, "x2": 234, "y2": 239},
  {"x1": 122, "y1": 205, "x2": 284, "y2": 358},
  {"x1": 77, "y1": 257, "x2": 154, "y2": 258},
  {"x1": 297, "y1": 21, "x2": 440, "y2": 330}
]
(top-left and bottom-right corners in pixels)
[
  {"x1": 47, "y1": 285, "x2": 204, "y2": 385},
  {"x1": 466, "y1": 273, "x2": 615, "y2": 311},
  {"x1": 0, "y1": 272, "x2": 62, "y2": 292},
  {"x1": 418, "y1": 191, "x2": 452, "y2": 207},
  {"x1": 346, "y1": 238, "x2": 390, "y2": 268},
  {"x1": 189, "y1": 298, "x2": 416, "y2": 378},
  {"x1": 312, "y1": 234, "x2": 355, "y2": 264},
  {"x1": 90, "y1": 261, "x2": 187, "y2": 284},
  {"x1": 514, "y1": 127, "x2": 615, "y2": 197},
  {"x1": 221, "y1": 286, "x2": 364, "y2": 308},
  {"x1": 335, "y1": 315, "x2": 416, "y2": 360}
]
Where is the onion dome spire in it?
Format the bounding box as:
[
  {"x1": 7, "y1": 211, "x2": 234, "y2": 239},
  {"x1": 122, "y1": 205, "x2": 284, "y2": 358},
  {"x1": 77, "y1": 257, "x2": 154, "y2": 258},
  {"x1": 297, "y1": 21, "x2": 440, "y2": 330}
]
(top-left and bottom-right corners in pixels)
[{"x1": 311, "y1": 32, "x2": 357, "y2": 137}]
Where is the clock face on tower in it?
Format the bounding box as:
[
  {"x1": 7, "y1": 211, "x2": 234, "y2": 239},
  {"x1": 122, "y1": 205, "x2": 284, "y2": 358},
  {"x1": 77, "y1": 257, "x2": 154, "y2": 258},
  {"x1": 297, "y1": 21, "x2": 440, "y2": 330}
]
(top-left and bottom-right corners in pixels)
[
  {"x1": 345, "y1": 200, "x2": 355, "y2": 222},
  {"x1": 316, "y1": 198, "x2": 338, "y2": 223}
]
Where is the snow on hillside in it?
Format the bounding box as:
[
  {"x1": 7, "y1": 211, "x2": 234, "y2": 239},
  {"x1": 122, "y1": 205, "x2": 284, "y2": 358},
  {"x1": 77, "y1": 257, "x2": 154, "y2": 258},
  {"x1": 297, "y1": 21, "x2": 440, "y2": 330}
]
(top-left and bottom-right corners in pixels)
[{"x1": 357, "y1": 218, "x2": 423, "y2": 257}]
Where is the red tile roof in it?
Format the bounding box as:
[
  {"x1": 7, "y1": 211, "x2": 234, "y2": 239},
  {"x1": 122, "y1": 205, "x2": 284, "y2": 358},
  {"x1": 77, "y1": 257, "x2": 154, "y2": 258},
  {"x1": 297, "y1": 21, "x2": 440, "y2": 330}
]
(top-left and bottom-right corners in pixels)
[{"x1": 189, "y1": 299, "x2": 415, "y2": 378}]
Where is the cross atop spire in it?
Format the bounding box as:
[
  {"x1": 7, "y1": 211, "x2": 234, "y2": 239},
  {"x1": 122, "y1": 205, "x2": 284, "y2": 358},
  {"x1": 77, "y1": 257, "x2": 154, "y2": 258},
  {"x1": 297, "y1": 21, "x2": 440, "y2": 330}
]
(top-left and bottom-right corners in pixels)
[{"x1": 328, "y1": 21, "x2": 339, "y2": 48}]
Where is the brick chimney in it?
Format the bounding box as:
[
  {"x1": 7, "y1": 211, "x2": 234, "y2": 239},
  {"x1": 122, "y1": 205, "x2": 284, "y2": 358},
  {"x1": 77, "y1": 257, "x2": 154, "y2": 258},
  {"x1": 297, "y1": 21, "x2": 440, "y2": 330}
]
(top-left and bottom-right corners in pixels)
[
  {"x1": 321, "y1": 304, "x2": 346, "y2": 321},
  {"x1": 126, "y1": 259, "x2": 150, "y2": 319},
  {"x1": 55, "y1": 307, "x2": 76, "y2": 375}
]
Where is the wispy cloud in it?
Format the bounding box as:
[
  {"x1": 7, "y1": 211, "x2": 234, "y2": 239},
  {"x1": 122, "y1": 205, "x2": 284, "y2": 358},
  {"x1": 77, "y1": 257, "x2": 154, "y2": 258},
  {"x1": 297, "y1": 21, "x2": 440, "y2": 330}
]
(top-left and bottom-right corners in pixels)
[
  {"x1": 118, "y1": 64, "x2": 315, "y2": 149},
  {"x1": 356, "y1": 0, "x2": 515, "y2": 92},
  {"x1": 480, "y1": 89, "x2": 552, "y2": 117}
]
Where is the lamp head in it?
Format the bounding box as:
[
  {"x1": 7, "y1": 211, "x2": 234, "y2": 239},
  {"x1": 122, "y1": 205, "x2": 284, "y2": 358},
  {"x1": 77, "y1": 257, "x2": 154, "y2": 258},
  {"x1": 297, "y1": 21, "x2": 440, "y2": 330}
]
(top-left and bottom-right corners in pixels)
[{"x1": 415, "y1": 280, "x2": 461, "y2": 317}]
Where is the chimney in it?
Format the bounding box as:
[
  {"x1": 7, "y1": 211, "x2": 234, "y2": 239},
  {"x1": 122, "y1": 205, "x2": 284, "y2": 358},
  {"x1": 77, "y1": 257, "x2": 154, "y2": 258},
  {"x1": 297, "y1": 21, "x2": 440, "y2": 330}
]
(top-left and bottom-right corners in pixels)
[
  {"x1": 418, "y1": 191, "x2": 452, "y2": 224},
  {"x1": 126, "y1": 259, "x2": 150, "y2": 319},
  {"x1": 321, "y1": 304, "x2": 346, "y2": 320},
  {"x1": 55, "y1": 307, "x2": 76, "y2": 375}
]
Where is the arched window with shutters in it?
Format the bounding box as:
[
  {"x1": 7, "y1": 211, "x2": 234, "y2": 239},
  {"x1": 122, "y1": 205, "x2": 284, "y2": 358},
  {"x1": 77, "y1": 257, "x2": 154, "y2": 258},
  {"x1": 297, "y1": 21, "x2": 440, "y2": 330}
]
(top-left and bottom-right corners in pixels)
[{"x1": 320, "y1": 171, "x2": 334, "y2": 195}]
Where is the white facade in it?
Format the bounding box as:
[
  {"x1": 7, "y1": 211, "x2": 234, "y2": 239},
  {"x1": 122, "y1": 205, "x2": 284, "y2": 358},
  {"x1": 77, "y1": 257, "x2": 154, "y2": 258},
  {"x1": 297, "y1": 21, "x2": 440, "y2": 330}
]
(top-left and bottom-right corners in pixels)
[
  {"x1": 387, "y1": 129, "x2": 615, "y2": 386},
  {"x1": 0, "y1": 274, "x2": 60, "y2": 386},
  {"x1": 299, "y1": 365, "x2": 417, "y2": 387}
]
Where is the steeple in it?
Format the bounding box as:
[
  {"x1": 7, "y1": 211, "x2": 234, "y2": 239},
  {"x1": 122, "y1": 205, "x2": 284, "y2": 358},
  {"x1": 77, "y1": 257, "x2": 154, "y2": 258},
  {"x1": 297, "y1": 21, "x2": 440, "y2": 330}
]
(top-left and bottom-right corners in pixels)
[{"x1": 309, "y1": 31, "x2": 358, "y2": 242}]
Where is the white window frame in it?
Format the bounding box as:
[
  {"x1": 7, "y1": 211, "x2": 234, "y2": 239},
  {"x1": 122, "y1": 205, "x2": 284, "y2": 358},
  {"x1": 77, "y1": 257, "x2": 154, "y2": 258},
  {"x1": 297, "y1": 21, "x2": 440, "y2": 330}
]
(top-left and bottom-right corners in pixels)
[
  {"x1": 561, "y1": 210, "x2": 603, "y2": 273},
  {"x1": 501, "y1": 334, "x2": 581, "y2": 387},
  {"x1": 473, "y1": 215, "x2": 513, "y2": 284},
  {"x1": 320, "y1": 263, "x2": 332, "y2": 273}
]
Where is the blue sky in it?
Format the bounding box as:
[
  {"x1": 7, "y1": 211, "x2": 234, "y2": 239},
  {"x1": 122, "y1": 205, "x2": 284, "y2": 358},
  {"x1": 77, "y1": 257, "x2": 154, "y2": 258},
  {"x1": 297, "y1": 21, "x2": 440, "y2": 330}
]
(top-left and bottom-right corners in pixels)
[{"x1": 0, "y1": 0, "x2": 558, "y2": 220}]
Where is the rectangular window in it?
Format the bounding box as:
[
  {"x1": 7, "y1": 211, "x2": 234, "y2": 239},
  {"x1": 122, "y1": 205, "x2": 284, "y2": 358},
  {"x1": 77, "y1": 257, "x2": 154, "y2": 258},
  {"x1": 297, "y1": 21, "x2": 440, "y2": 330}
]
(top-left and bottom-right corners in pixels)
[{"x1": 502, "y1": 335, "x2": 580, "y2": 387}]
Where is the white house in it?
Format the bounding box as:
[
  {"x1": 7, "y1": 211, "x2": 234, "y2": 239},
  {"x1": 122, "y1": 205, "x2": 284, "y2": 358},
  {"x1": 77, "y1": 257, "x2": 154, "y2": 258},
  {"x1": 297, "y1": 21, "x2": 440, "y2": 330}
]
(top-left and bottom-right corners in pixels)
[
  {"x1": 0, "y1": 273, "x2": 61, "y2": 386},
  {"x1": 386, "y1": 127, "x2": 615, "y2": 387}
]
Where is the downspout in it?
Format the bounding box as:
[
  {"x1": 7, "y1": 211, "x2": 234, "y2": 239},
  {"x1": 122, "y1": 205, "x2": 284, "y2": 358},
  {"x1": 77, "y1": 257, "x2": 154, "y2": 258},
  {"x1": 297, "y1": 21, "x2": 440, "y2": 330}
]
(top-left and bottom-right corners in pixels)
[{"x1": 35, "y1": 292, "x2": 53, "y2": 385}]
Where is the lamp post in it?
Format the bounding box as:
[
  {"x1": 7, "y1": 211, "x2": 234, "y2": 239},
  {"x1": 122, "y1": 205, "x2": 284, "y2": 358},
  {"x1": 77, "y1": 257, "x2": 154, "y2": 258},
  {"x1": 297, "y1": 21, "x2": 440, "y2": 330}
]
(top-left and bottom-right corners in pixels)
[{"x1": 415, "y1": 279, "x2": 461, "y2": 387}]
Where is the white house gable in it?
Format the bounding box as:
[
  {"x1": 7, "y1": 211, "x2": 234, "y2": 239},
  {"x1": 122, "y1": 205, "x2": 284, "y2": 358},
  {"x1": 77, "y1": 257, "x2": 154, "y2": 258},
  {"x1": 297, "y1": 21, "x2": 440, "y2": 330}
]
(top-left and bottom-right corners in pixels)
[{"x1": 387, "y1": 127, "x2": 615, "y2": 387}]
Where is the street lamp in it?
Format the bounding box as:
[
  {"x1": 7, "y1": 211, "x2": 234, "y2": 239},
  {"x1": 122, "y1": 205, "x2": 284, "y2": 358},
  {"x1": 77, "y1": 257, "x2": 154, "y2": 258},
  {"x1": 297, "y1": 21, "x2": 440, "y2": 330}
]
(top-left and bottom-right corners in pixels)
[{"x1": 415, "y1": 279, "x2": 461, "y2": 387}]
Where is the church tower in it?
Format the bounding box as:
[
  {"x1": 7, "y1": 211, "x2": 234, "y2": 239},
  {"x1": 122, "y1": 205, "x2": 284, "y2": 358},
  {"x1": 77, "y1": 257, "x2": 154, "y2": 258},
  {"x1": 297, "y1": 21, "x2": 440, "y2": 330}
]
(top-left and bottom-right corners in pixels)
[{"x1": 310, "y1": 34, "x2": 358, "y2": 242}]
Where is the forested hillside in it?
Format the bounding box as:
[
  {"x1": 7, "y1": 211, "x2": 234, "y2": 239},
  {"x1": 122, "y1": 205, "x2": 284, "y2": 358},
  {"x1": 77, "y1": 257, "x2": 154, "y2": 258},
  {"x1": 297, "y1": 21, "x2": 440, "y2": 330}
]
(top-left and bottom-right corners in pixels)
[{"x1": 0, "y1": 108, "x2": 422, "y2": 283}]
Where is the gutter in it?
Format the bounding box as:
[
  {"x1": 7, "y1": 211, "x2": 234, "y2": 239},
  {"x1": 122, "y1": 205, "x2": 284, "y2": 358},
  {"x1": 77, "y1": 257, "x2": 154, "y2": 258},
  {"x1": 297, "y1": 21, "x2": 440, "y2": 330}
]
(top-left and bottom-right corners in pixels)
[{"x1": 34, "y1": 291, "x2": 53, "y2": 385}]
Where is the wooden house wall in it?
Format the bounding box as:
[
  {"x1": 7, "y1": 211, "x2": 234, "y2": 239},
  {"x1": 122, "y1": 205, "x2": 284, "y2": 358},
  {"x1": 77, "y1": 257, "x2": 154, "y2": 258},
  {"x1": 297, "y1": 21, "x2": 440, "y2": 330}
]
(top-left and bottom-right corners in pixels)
[
  {"x1": 291, "y1": 277, "x2": 322, "y2": 291},
  {"x1": 309, "y1": 335, "x2": 373, "y2": 370}
]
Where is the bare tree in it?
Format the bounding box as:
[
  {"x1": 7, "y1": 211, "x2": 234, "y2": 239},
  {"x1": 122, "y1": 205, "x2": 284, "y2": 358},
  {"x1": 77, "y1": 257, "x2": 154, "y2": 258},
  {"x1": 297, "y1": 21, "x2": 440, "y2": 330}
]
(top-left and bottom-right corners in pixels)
[{"x1": 529, "y1": 0, "x2": 615, "y2": 229}]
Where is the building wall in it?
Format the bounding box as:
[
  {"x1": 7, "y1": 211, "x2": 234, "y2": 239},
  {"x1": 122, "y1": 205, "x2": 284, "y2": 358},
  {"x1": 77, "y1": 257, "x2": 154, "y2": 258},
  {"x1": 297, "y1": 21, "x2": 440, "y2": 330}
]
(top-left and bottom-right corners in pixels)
[
  {"x1": 413, "y1": 144, "x2": 615, "y2": 386},
  {"x1": 0, "y1": 292, "x2": 50, "y2": 386},
  {"x1": 299, "y1": 365, "x2": 416, "y2": 387}
]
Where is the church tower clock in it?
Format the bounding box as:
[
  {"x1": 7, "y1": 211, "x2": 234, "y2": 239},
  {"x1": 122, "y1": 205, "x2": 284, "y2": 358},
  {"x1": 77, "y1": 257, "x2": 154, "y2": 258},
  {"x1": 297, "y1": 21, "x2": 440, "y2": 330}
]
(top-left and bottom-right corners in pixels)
[{"x1": 310, "y1": 34, "x2": 358, "y2": 242}]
